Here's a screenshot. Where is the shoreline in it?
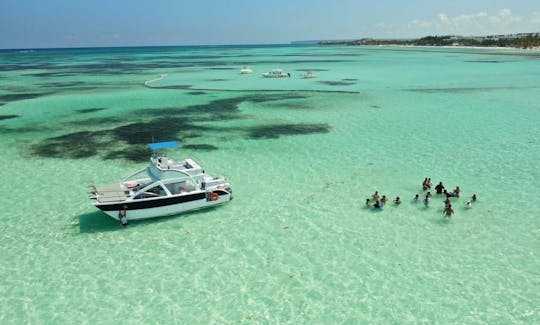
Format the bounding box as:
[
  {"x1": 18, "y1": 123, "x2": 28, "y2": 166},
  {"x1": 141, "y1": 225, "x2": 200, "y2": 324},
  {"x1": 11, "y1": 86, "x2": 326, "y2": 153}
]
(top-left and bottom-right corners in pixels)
[{"x1": 371, "y1": 44, "x2": 540, "y2": 51}]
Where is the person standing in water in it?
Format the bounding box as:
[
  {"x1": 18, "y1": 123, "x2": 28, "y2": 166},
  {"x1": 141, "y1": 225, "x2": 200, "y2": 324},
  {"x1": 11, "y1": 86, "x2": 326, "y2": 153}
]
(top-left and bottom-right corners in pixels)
[
  {"x1": 443, "y1": 204, "x2": 454, "y2": 218},
  {"x1": 424, "y1": 195, "x2": 431, "y2": 207},
  {"x1": 435, "y1": 182, "x2": 444, "y2": 194},
  {"x1": 444, "y1": 197, "x2": 451, "y2": 208}
]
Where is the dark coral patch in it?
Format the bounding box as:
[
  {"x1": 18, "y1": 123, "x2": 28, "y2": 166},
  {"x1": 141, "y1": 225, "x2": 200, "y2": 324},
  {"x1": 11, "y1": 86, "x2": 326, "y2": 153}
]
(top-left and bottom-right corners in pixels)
[
  {"x1": 112, "y1": 121, "x2": 180, "y2": 145},
  {"x1": 317, "y1": 81, "x2": 356, "y2": 86},
  {"x1": 31, "y1": 131, "x2": 104, "y2": 159},
  {"x1": 464, "y1": 60, "x2": 505, "y2": 63},
  {"x1": 183, "y1": 144, "x2": 218, "y2": 151},
  {"x1": 111, "y1": 118, "x2": 215, "y2": 145},
  {"x1": 0, "y1": 93, "x2": 50, "y2": 102},
  {"x1": 248, "y1": 123, "x2": 330, "y2": 139},
  {"x1": 0, "y1": 114, "x2": 19, "y2": 121},
  {"x1": 103, "y1": 146, "x2": 152, "y2": 162},
  {"x1": 40, "y1": 81, "x2": 87, "y2": 88},
  {"x1": 75, "y1": 108, "x2": 106, "y2": 114},
  {"x1": 28, "y1": 92, "x2": 329, "y2": 161},
  {"x1": 69, "y1": 116, "x2": 123, "y2": 126}
]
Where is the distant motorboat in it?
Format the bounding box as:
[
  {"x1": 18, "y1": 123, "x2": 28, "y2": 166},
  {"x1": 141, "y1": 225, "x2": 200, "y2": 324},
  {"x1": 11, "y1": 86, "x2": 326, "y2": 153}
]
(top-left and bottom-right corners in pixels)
[
  {"x1": 302, "y1": 71, "x2": 316, "y2": 79},
  {"x1": 262, "y1": 69, "x2": 290, "y2": 78},
  {"x1": 240, "y1": 66, "x2": 252, "y2": 74}
]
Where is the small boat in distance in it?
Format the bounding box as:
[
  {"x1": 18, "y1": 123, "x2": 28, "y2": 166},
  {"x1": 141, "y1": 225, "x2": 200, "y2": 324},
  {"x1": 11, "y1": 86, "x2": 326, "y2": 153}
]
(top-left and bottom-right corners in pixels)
[
  {"x1": 240, "y1": 66, "x2": 253, "y2": 74},
  {"x1": 90, "y1": 141, "x2": 232, "y2": 225},
  {"x1": 262, "y1": 69, "x2": 290, "y2": 78},
  {"x1": 302, "y1": 71, "x2": 316, "y2": 79}
]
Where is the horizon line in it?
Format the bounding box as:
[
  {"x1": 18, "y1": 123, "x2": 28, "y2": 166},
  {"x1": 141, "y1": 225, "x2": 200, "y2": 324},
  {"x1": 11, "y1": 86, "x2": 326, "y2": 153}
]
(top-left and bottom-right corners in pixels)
[{"x1": 0, "y1": 42, "x2": 295, "y2": 51}]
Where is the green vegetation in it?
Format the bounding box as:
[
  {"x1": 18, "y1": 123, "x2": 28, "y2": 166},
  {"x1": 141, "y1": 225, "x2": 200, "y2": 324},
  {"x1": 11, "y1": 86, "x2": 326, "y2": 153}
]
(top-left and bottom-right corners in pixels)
[{"x1": 321, "y1": 33, "x2": 540, "y2": 49}]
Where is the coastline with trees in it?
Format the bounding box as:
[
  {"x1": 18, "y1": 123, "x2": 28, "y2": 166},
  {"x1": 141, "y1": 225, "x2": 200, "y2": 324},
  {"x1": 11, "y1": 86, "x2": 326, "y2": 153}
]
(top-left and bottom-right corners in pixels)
[{"x1": 320, "y1": 33, "x2": 540, "y2": 50}]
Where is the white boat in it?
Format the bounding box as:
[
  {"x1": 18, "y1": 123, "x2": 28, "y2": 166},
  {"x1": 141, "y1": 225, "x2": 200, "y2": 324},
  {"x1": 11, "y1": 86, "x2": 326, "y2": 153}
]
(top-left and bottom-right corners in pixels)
[
  {"x1": 302, "y1": 71, "x2": 316, "y2": 79},
  {"x1": 90, "y1": 141, "x2": 232, "y2": 224},
  {"x1": 240, "y1": 66, "x2": 252, "y2": 74},
  {"x1": 262, "y1": 69, "x2": 290, "y2": 78}
]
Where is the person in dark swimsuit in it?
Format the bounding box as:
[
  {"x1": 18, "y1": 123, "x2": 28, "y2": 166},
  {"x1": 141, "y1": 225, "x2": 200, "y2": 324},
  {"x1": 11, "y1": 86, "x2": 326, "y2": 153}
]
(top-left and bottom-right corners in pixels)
[{"x1": 435, "y1": 182, "x2": 444, "y2": 194}]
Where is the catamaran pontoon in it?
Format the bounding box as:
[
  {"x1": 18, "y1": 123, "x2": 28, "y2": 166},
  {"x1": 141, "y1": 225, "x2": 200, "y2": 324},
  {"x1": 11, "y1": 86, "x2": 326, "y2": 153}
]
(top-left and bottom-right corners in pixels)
[{"x1": 90, "y1": 141, "x2": 232, "y2": 223}]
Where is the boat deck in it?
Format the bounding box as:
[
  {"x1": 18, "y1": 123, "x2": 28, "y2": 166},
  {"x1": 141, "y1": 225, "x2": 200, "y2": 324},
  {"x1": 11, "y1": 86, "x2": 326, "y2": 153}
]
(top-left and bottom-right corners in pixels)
[{"x1": 94, "y1": 183, "x2": 129, "y2": 203}]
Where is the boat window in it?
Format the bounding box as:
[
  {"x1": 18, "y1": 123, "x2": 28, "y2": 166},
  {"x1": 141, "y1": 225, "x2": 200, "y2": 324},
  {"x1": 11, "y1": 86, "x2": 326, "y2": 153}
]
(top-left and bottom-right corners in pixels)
[{"x1": 134, "y1": 185, "x2": 166, "y2": 199}]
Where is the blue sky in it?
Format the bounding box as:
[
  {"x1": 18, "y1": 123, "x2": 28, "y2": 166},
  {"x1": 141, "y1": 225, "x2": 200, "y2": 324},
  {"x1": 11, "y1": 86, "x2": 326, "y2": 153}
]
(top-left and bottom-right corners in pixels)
[{"x1": 1, "y1": 0, "x2": 539, "y2": 49}]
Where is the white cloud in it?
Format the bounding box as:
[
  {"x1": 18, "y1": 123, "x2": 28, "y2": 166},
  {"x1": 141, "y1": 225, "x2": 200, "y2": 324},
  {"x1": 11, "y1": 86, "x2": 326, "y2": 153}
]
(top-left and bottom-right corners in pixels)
[
  {"x1": 406, "y1": 9, "x2": 531, "y2": 36},
  {"x1": 488, "y1": 8, "x2": 522, "y2": 25},
  {"x1": 438, "y1": 13, "x2": 449, "y2": 24}
]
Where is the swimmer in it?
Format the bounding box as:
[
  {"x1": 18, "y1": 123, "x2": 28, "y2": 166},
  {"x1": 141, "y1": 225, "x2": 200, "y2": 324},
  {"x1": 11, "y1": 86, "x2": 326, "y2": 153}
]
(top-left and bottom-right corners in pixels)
[
  {"x1": 427, "y1": 178, "x2": 432, "y2": 188},
  {"x1": 465, "y1": 200, "x2": 472, "y2": 208},
  {"x1": 444, "y1": 189, "x2": 455, "y2": 198},
  {"x1": 422, "y1": 178, "x2": 428, "y2": 190},
  {"x1": 424, "y1": 195, "x2": 431, "y2": 207},
  {"x1": 426, "y1": 191, "x2": 432, "y2": 198},
  {"x1": 443, "y1": 204, "x2": 454, "y2": 218},
  {"x1": 394, "y1": 197, "x2": 401, "y2": 205},
  {"x1": 373, "y1": 200, "x2": 382, "y2": 209},
  {"x1": 453, "y1": 186, "x2": 460, "y2": 198},
  {"x1": 413, "y1": 194, "x2": 419, "y2": 202},
  {"x1": 444, "y1": 197, "x2": 451, "y2": 208},
  {"x1": 472, "y1": 193, "x2": 477, "y2": 202},
  {"x1": 435, "y1": 182, "x2": 444, "y2": 194},
  {"x1": 372, "y1": 191, "x2": 380, "y2": 200},
  {"x1": 381, "y1": 195, "x2": 388, "y2": 205},
  {"x1": 119, "y1": 205, "x2": 129, "y2": 227},
  {"x1": 366, "y1": 198, "x2": 372, "y2": 207}
]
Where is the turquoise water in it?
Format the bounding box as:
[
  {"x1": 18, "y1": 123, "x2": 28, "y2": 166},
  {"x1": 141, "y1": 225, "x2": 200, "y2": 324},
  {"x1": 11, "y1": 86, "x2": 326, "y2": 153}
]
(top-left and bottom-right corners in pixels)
[{"x1": 1, "y1": 45, "x2": 539, "y2": 323}]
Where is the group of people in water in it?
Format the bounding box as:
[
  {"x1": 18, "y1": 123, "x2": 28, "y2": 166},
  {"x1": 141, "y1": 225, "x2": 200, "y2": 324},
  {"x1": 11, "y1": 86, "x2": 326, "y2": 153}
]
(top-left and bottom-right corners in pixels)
[{"x1": 365, "y1": 178, "x2": 478, "y2": 218}]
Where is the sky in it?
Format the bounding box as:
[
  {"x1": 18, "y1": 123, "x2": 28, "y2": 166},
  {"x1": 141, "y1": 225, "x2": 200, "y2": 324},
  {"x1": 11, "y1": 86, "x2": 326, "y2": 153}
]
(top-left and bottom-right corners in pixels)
[{"x1": 1, "y1": 0, "x2": 540, "y2": 49}]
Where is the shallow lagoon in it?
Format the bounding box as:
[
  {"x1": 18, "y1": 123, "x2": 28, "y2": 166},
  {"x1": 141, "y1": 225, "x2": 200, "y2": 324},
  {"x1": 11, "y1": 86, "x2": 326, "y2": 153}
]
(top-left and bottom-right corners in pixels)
[{"x1": 0, "y1": 45, "x2": 539, "y2": 323}]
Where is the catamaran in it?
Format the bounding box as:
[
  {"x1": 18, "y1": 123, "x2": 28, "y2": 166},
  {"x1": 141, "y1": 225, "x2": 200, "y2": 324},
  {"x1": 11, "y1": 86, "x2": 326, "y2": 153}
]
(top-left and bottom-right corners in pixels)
[
  {"x1": 240, "y1": 66, "x2": 253, "y2": 74},
  {"x1": 90, "y1": 141, "x2": 232, "y2": 224},
  {"x1": 262, "y1": 69, "x2": 290, "y2": 78}
]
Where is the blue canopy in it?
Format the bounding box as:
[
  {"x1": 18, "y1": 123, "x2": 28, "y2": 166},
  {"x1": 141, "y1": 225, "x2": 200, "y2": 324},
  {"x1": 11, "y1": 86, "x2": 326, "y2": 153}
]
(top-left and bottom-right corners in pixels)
[{"x1": 148, "y1": 141, "x2": 180, "y2": 150}]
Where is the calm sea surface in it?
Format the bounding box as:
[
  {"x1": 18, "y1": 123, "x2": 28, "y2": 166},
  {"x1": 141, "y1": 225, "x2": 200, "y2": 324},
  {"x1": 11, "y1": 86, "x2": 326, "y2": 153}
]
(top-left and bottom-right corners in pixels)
[{"x1": 1, "y1": 45, "x2": 539, "y2": 323}]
